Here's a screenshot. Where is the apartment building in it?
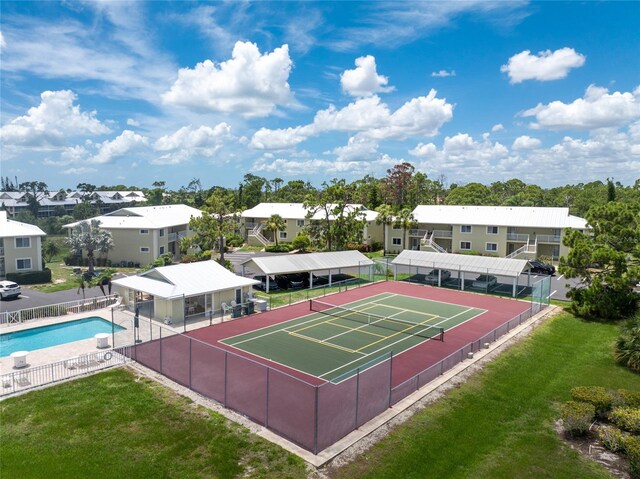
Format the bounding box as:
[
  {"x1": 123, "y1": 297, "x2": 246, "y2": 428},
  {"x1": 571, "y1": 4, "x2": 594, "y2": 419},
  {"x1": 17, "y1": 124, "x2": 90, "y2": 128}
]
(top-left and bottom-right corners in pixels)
[
  {"x1": 0, "y1": 190, "x2": 146, "y2": 218},
  {"x1": 240, "y1": 203, "x2": 383, "y2": 248},
  {"x1": 64, "y1": 205, "x2": 202, "y2": 267},
  {"x1": 385, "y1": 205, "x2": 587, "y2": 261},
  {"x1": 0, "y1": 211, "x2": 46, "y2": 279}
]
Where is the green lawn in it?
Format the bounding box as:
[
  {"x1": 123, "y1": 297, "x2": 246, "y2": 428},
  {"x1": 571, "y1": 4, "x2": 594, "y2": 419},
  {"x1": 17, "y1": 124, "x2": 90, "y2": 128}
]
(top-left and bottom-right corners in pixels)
[
  {"x1": 329, "y1": 312, "x2": 638, "y2": 479},
  {"x1": 1, "y1": 313, "x2": 636, "y2": 479},
  {"x1": 0, "y1": 369, "x2": 307, "y2": 479}
]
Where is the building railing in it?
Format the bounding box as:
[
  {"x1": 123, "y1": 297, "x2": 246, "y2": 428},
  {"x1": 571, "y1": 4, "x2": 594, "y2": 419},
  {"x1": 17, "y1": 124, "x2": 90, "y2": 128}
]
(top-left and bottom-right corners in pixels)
[
  {"x1": 0, "y1": 295, "x2": 119, "y2": 326},
  {"x1": 167, "y1": 230, "x2": 187, "y2": 242},
  {"x1": 409, "y1": 229, "x2": 429, "y2": 237},
  {"x1": 536, "y1": 234, "x2": 561, "y2": 244},
  {"x1": 507, "y1": 233, "x2": 529, "y2": 242},
  {"x1": 433, "y1": 229, "x2": 453, "y2": 238}
]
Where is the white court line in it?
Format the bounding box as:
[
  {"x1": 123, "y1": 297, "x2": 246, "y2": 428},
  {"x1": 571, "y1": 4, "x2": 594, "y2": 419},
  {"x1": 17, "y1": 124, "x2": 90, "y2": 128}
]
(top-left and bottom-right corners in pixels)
[
  {"x1": 557, "y1": 274, "x2": 564, "y2": 280},
  {"x1": 550, "y1": 290, "x2": 558, "y2": 297}
]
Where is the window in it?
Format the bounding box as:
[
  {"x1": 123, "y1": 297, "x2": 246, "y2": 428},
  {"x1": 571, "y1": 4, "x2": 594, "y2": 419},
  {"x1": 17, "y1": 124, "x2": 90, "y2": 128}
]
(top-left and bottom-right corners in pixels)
[
  {"x1": 487, "y1": 226, "x2": 499, "y2": 235},
  {"x1": 159, "y1": 229, "x2": 165, "y2": 237},
  {"x1": 485, "y1": 243, "x2": 498, "y2": 252},
  {"x1": 392, "y1": 237, "x2": 402, "y2": 246},
  {"x1": 279, "y1": 231, "x2": 288, "y2": 239},
  {"x1": 140, "y1": 229, "x2": 149, "y2": 235},
  {"x1": 460, "y1": 225, "x2": 472, "y2": 233},
  {"x1": 15, "y1": 237, "x2": 31, "y2": 248},
  {"x1": 460, "y1": 241, "x2": 471, "y2": 250},
  {"x1": 140, "y1": 247, "x2": 150, "y2": 253},
  {"x1": 296, "y1": 219, "x2": 305, "y2": 227},
  {"x1": 159, "y1": 246, "x2": 165, "y2": 255},
  {"x1": 16, "y1": 258, "x2": 32, "y2": 270}
]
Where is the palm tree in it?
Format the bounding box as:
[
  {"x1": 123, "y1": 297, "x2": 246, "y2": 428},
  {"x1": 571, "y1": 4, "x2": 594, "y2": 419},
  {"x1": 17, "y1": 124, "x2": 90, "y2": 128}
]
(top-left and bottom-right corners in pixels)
[
  {"x1": 375, "y1": 204, "x2": 394, "y2": 255},
  {"x1": 265, "y1": 214, "x2": 286, "y2": 245},
  {"x1": 394, "y1": 207, "x2": 418, "y2": 251},
  {"x1": 66, "y1": 219, "x2": 114, "y2": 274}
]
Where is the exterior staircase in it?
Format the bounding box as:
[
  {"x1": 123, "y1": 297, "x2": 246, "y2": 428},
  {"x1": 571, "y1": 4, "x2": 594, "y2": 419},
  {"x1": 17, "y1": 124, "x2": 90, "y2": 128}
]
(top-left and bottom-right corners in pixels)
[
  {"x1": 506, "y1": 237, "x2": 537, "y2": 259},
  {"x1": 420, "y1": 231, "x2": 447, "y2": 253},
  {"x1": 248, "y1": 223, "x2": 272, "y2": 247}
]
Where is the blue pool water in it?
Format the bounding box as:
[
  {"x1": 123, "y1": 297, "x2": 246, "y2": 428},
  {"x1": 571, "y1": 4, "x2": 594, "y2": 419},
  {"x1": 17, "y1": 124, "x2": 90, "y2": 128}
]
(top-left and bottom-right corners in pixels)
[{"x1": 0, "y1": 317, "x2": 125, "y2": 357}]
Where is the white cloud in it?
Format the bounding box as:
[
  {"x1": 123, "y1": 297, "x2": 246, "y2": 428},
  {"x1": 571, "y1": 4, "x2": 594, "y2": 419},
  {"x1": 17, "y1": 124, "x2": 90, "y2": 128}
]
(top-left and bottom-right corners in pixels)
[
  {"x1": 0, "y1": 31, "x2": 6, "y2": 49},
  {"x1": 252, "y1": 153, "x2": 396, "y2": 177},
  {"x1": 152, "y1": 124, "x2": 231, "y2": 164},
  {"x1": 126, "y1": 118, "x2": 140, "y2": 127},
  {"x1": 251, "y1": 89, "x2": 453, "y2": 149},
  {"x1": 250, "y1": 126, "x2": 313, "y2": 150},
  {"x1": 328, "y1": 136, "x2": 379, "y2": 161},
  {"x1": 522, "y1": 85, "x2": 640, "y2": 130},
  {"x1": 340, "y1": 55, "x2": 394, "y2": 97},
  {"x1": 491, "y1": 123, "x2": 504, "y2": 132},
  {"x1": 88, "y1": 130, "x2": 149, "y2": 164},
  {"x1": 0, "y1": 90, "x2": 111, "y2": 147},
  {"x1": 431, "y1": 70, "x2": 456, "y2": 77},
  {"x1": 512, "y1": 135, "x2": 541, "y2": 150},
  {"x1": 501, "y1": 47, "x2": 585, "y2": 83},
  {"x1": 162, "y1": 41, "x2": 293, "y2": 118}
]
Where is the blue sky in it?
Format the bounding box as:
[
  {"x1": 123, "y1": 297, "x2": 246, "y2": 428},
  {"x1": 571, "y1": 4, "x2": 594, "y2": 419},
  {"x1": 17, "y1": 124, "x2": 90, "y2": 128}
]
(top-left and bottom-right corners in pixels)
[{"x1": 1, "y1": 1, "x2": 639, "y2": 191}]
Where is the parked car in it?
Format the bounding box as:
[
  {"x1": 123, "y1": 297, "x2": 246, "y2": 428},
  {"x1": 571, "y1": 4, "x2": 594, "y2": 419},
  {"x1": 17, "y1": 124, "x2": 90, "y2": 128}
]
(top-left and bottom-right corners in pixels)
[
  {"x1": 528, "y1": 260, "x2": 556, "y2": 275},
  {"x1": 0, "y1": 280, "x2": 21, "y2": 300},
  {"x1": 253, "y1": 275, "x2": 280, "y2": 291},
  {"x1": 424, "y1": 269, "x2": 451, "y2": 284},
  {"x1": 275, "y1": 273, "x2": 306, "y2": 290},
  {"x1": 472, "y1": 275, "x2": 498, "y2": 289}
]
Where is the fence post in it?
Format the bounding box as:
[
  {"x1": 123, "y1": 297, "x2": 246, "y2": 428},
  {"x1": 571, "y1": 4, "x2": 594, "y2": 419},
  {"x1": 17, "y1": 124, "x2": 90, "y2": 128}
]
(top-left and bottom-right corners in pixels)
[
  {"x1": 223, "y1": 351, "x2": 228, "y2": 407},
  {"x1": 265, "y1": 367, "x2": 270, "y2": 428},
  {"x1": 189, "y1": 338, "x2": 192, "y2": 389},
  {"x1": 314, "y1": 386, "x2": 319, "y2": 455},
  {"x1": 388, "y1": 352, "x2": 393, "y2": 408},
  {"x1": 355, "y1": 368, "x2": 360, "y2": 428}
]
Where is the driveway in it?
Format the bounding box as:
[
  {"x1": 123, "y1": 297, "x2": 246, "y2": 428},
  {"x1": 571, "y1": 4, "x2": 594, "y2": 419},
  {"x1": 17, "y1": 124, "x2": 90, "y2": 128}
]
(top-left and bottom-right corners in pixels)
[{"x1": 0, "y1": 285, "x2": 110, "y2": 313}]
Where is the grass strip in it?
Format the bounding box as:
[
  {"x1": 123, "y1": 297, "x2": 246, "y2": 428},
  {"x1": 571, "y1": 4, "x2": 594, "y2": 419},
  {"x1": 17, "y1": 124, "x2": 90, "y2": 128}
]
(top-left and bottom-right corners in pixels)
[{"x1": 329, "y1": 312, "x2": 638, "y2": 479}]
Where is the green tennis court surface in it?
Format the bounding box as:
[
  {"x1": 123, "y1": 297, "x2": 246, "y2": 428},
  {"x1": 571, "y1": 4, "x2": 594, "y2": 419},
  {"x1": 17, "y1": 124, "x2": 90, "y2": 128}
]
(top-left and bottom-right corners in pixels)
[{"x1": 220, "y1": 293, "x2": 486, "y2": 382}]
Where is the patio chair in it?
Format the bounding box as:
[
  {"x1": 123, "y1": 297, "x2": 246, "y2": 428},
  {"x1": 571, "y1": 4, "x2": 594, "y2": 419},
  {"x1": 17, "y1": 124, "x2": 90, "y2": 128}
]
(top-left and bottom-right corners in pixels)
[
  {"x1": 221, "y1": 302, "x2": 231, "y2": 315},
  {"x1": 230, "y1": 300, "x2": 238, "y2": 307}
]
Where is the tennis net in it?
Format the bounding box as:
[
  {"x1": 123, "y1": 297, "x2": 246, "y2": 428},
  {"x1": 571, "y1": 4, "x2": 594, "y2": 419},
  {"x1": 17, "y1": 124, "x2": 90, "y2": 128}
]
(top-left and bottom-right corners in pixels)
[{"x1": 309, "y1": 299, "x2": 444, "y2": 341}]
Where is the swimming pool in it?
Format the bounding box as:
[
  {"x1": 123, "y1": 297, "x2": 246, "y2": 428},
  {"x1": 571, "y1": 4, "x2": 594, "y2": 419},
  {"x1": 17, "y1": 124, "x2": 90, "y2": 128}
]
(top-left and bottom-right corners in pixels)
[{"x1": 0, "y1": 317, "x2": 125, "y2": 357}]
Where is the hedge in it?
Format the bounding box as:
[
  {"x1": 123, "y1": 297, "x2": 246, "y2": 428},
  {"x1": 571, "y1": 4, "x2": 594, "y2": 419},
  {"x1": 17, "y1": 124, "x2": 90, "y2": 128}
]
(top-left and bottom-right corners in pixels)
[
  {"x1": 598, "y1": 425, "x2": 626, "y2": 453},
  {"x1": 6, "y1": 268, "x2": 52, "y2": 285},
  {"x1": 624, "y1": 435, "x2": 640, "y2": 479},
  {"x1": 609, "y1": 407, "x2": 640, "y2": 434},
  {"x1": 570, "y1": 386, "x2": 613, "y2": 417}
]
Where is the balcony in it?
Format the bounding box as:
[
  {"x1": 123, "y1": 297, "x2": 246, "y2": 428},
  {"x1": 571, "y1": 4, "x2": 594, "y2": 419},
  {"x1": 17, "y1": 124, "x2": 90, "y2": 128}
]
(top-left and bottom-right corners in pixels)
[
  {"x1": 168, "y1": 230, "x2": 187, "y2": 242},
  {"x1": 409, "y1": 229, "x2": 429, "y2": 237},
  {"x1": 507, "y1": 233, "x2": 529, "y2": 242},
  {"x1": 536, "y1": 234, "x2": 561, "y2": 244},
  {"x1": 433, "y1": 229, "x2": 452, "y2": 238}
]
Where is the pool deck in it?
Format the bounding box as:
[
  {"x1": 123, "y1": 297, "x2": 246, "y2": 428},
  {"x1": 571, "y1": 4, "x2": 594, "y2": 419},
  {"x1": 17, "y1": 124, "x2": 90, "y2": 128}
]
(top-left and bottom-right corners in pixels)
[{"x1": 0, "y1": 308, "x2": 233, "y2": 375}]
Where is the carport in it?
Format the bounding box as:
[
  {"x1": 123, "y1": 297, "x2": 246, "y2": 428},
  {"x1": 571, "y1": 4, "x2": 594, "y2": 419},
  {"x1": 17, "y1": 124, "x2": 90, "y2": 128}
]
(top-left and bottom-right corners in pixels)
[
  {"x1": 240, "y1": 250, "x2": 375, "y2": 293},
  {"x1": 392, "y1": 250, "x2": 531, "y2": 297}
]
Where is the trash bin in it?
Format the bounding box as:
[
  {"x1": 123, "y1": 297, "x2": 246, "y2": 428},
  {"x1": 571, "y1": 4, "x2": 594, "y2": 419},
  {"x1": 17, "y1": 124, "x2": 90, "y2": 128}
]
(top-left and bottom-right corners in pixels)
[
  {"x1": 246, "y1": 301, "x2": 255, "y2": 315},
  {"x1": 232, "y1": 305, "x2": 242, "y2": 318}
]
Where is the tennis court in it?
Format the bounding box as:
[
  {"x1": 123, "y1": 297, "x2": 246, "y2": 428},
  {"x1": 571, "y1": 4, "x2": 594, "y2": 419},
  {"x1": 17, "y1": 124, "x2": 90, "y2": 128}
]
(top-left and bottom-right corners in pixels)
[{"x1": 220, "y1": 292, "x2": 486, "y2": 382}]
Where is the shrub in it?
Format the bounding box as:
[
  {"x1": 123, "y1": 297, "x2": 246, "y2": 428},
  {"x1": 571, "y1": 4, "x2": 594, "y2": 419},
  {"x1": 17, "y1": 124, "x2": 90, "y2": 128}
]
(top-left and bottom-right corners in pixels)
[
  {"x1": 226, "y1": 234, "x2": 244, "y2": 248},
  {"x1": 265, "y1": 244, "x2": 291, "y2": 253},
  {"x1": 370, "y1": 241, "x2": 383, "y2": 252},
  {"x1": 6, "y1": 269, "x2": 52, "y2": 285},
  {"x1": 624, "y1": 435, "x2": 640, "y2": 479},
  {"x1": 570, "y1": 386, "x2": 613, "y2": 417},
  {"x1": 598, "y1": 425, "x2": 626, "y2": 453},
  {"x1": 615, "y1": 315, "x2": 640, "y2": 372},
  {"x1": 561, "y1": 401, "x2": 595, "y2": 437},
  {"x1": 291, "y1": 233, "x2": 311, "y2": 251},
  {"x1": 609, "y1": 407, "x2": 640, "y2": 434},
  {"x1": 616, "y1": 389, "x2": 640, "y2": 408}
]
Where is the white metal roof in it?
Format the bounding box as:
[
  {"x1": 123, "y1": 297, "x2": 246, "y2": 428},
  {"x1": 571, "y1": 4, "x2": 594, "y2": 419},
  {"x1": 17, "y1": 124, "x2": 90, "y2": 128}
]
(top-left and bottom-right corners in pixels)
[
  {"x1": 112, "y1": 260, "x2": 259, "y2": 299},
  {"x1": 411, "y1": 205, "x2": 587, "y2": 229},
  {"x1": 392, "y1": 250, "x2": 529, "y2": 277},
  {"x1": 241, "y1": 202, "x2": 378, "y2": 222},
  {"x1": 63, "y1": 204, "x2": 202, "y2": 230},
  {"x1": 241, "y1": 250, "x2": 374, "y2": 275},
  {"x1": 0, "y1": 211, "x2": 46, "y2": 238}
]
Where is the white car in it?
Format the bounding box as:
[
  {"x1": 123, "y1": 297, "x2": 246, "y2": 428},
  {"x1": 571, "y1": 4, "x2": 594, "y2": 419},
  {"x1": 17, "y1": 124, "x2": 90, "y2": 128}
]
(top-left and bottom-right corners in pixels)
[
  {"x1": 0, "y1": 281, "x2": 21, "y2": 300},
  {"x1": 472, "y1": 275, "x2": 498, "y2": 289}
]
